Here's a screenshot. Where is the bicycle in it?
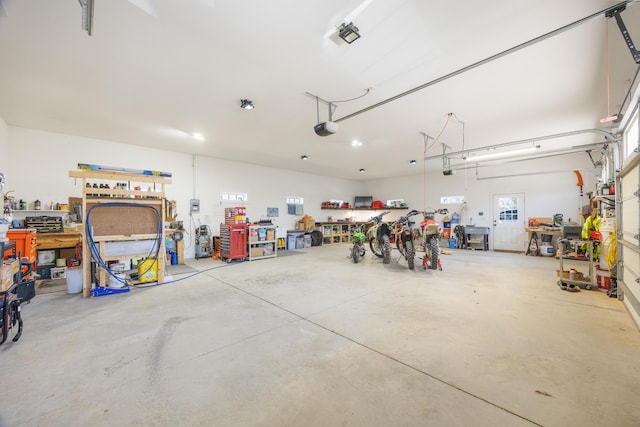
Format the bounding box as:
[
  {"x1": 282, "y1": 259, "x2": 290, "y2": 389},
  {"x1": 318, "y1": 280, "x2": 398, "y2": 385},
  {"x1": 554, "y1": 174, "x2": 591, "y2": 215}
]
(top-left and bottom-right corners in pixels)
[{"x1": 1, "y1": 258, "x2": 35, "y2": 345}]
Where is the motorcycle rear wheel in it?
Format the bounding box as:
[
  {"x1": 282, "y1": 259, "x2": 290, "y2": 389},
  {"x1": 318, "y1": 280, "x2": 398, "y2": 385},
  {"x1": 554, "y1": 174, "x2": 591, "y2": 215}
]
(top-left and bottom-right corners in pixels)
[
  {"x1": 430, "y1": 238, "x2": 439, "y2": 270},
  {"x1": 352, "y1": 245, "x2": 360, "y2": 263}
]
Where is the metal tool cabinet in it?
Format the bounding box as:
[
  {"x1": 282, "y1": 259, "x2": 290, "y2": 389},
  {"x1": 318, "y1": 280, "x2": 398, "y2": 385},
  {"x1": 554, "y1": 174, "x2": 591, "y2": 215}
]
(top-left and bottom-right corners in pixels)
[
  {"x1": 464, "y1": 226, "x2": 489, "y2": 250},
  {"x1": 220, "y1": 224, "x2": 247, "y2": 262}
]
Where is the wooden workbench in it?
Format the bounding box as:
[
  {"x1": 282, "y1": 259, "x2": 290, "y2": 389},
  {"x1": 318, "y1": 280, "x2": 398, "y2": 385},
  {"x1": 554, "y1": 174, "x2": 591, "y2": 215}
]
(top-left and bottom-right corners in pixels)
[
  {"x1": 525, "y1": 227, "x2": 563, "y2": 253},
  {"x1": 36, "y1": 230, "x2": 83, "y2": 251}
]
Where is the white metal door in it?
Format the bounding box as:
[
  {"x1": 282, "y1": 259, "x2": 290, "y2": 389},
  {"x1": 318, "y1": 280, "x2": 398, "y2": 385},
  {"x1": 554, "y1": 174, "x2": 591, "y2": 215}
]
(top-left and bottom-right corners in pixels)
[{"x1": 492, "y1": 193, "x2": 525, "y2": 252}]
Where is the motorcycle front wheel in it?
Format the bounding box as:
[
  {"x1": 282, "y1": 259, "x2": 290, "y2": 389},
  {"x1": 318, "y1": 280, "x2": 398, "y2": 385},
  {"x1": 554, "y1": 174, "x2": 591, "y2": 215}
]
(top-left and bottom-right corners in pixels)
[
  {"x1": 352, "y1": 245, "x2": 360, "y2": 263},
  {"x1": 382, "y1": 234, "x2": 391, "y2": 264},
  {"x1": 369, "y1": 238, "x2": 384, "y2": 258},
  {"x1": 406, "y1": 240, "x2": 415, "y2": 270}
]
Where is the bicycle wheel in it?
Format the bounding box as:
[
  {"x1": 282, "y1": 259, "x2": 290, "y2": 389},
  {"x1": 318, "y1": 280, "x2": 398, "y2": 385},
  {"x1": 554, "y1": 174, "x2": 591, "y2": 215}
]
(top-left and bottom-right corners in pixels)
[
  {"x1": 10, "y1": 300, "x2": 23, "y2": 343},
  {"x1": 0, "y1": 298, "x2": 9, "y2": 345}
]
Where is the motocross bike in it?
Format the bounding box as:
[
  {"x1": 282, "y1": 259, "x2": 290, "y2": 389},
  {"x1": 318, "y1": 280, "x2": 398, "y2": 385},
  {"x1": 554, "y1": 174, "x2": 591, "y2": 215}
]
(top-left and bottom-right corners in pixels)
[
  {"x1": 350, "y1": 222, "x2": 367, "y2": 263},
  {"x1": 420, "y1": 208, "x2": 448, "y2": 270},
  {"x1": 367, "y1": 211, "x2": 392, "y2": 264},
  {"x1": 392, "y1": 209, "x2": 423, "y2": 270}
]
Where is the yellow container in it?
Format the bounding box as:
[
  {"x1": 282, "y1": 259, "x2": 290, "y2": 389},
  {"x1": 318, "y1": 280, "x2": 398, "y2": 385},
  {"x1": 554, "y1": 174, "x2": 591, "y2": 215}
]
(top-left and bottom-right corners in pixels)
[{"x1": 138, "y1": 258, "x2": 158, "y2": 283}]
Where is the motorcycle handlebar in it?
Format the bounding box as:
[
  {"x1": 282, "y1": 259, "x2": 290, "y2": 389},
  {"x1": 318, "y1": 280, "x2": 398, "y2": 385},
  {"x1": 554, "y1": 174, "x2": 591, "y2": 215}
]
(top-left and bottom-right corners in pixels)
[{"x1": 369, "y1": 211, "x2": 390, "y2": 222}]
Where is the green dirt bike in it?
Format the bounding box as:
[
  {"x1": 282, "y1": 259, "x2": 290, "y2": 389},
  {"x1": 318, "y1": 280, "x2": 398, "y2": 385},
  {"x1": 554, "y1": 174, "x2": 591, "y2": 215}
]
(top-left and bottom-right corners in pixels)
[
  {"x1": 367, "y1": 211, "x2": 392, "y2": 264},
  {"x1": 350, "y1": 223, "x2": 367, "y2": 263}
]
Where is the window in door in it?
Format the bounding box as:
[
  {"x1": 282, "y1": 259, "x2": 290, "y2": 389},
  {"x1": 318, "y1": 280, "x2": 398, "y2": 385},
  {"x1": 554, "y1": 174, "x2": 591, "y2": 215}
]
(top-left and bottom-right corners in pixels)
[{"x1": 498, "y1": 196, "x2": 519, "y2": 222}]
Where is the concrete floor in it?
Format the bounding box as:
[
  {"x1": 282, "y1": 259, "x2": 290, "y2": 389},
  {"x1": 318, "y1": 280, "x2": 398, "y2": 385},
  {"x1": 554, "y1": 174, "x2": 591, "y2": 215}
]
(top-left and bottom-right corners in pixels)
[{"x1": 1, "y1": 244, "x2": 639, "y2": 427}]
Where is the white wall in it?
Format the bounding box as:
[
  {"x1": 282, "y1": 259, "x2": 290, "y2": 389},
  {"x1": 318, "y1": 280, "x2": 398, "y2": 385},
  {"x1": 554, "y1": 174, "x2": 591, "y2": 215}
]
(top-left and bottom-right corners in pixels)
[
  {"x1": 0, "y1": 115, "x2": 8, "y2": 174},
  {"x1": 6, "y1": 125, "x2": 598, "y2": 254},
  {"x1": 6, "y1": 126, "x2": 364, "y2": 258},
  {"x1": 363, "y1": 153, "x2": 596, "y2": 249}
]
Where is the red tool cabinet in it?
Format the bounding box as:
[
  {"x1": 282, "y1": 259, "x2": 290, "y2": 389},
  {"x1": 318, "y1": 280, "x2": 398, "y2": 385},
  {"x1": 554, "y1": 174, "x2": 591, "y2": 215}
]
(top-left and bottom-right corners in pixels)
[{"x1": 220, "y1": 223, "x2": 247, "y2": 262}]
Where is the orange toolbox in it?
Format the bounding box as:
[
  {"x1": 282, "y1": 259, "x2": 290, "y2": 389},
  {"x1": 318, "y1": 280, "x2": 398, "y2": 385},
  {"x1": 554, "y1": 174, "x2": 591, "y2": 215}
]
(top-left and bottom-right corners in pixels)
[{"x1": 5, "y1": 229, "x2": 37, "y2": 277}]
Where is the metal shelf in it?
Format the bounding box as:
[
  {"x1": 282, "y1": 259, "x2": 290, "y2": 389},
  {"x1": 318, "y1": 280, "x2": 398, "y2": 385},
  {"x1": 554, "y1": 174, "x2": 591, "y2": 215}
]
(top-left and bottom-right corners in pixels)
[
  {"x1": 248, "y1": 225, "x2": 277, "y2": 260},
  {"x1": 557, "y1": 239, "x2": 596, "y2": 291}
]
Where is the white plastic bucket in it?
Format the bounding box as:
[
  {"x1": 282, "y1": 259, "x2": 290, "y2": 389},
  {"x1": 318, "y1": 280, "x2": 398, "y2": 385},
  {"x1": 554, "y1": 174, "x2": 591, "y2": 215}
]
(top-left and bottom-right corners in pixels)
[
  {"x1": 0, "y1": 223, "x2": 8, "y2": 242},
  {"x1": 540, "y1": 245, "x2": 554, "y2": 256},
  {"x1": 66, "y1": 267, "x2": 83, "y2": 294},
  {"x1": 108, "y1": 263, "x2": 127, "y2": 288}
]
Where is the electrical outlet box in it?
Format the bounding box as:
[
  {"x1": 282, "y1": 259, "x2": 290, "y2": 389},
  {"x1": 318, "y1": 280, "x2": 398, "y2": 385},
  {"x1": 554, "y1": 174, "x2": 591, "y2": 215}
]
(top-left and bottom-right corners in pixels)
[{"x1": 190, "y1": 199, "x2": 200, "y2": 213}]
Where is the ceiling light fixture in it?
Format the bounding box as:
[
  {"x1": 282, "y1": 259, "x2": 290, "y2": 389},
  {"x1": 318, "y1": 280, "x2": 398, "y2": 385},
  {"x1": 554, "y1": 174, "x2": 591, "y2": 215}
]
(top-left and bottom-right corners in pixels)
[
  {"x1": 300, "y1": 155, "x2": 308, "y2": 160},
  {"x1": 192, "y1": 133, "x2": 204, "y2": 141},
  {"x1": 351, "y1": 140, "x2": 362, "y2": 147},
  {"x1": 240, "y1": 99, "x2": 254, "y2": 110},
  {"x1": 410, "y1": 160, "x2": 417, "y2": 165},
  {"x1": 359, "y1": 168, "x2": 365, "y2": 173},
  {"x1": 338, "y1": 22, "x2": 360, "y2": 44}
]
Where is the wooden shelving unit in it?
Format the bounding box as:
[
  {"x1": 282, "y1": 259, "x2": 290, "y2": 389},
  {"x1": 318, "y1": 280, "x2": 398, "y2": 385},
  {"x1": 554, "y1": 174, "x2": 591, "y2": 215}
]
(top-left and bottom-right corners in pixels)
[
  {"x1": 69, "y1": 169, "x2": 171, "y2": 297},
  {"x1": 316, "y1": 222, "x2": 359, "y2": 245}
]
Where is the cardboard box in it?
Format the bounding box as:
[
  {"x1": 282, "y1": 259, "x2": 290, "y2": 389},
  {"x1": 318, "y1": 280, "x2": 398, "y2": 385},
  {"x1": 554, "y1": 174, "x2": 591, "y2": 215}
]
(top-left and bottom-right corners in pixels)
[
  {"x1": 266, "y1": 230, "x2": 275, "y2": 241},
  {"x1": 0, "y1": 260, "x2": 19, "y2": 292},
  {"x1": 251, "y1": 247, "x2": 264, "y2": 258},
  {"x1": 38, "y1": 249, "x2": 56, "y2": 265},
  {"x1": 556, "y1": 269, "x2": 584, "y2": 280},
  {"x1": 303, "y1": 220, "x2": 315, "y2": 230},
  {"x1": 51, "y1": 266, "x2": 67, "y2": 280}
]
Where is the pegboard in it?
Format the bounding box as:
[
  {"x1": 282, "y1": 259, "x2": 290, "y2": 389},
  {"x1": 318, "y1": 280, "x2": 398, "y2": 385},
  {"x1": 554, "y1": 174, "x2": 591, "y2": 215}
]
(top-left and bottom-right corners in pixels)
[{"x1": 86, "y1": 203, "x2": 161, "y2": 236}]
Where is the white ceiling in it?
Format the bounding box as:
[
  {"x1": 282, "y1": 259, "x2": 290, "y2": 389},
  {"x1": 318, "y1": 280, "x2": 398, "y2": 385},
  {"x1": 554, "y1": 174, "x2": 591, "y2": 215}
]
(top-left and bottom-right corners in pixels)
[{"x1": 0, "y1": 0, "x2": 639, "y2": 180}]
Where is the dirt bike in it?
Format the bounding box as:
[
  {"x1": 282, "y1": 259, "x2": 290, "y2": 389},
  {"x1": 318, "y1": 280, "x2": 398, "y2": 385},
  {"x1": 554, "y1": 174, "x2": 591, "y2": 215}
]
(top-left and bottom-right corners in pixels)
[
  {"x1": 367, "y1": 211, "x2": 392, "y2": 264},
  {"x1": 350, "y1": 222, "x2": 367, "y2": 263},
  {"x1": 392, "y1": 209, "x2": 423, "y2": 270},
  {"x1": 420, "y1": 208, "x2": 448, "y2": 270}
]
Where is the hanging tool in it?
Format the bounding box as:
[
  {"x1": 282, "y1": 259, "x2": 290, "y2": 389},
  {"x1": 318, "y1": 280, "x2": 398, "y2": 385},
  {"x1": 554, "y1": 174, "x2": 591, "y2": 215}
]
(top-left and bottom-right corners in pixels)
[{"x1": 574, "y1": 170, "x2": 585, "y2": 223}]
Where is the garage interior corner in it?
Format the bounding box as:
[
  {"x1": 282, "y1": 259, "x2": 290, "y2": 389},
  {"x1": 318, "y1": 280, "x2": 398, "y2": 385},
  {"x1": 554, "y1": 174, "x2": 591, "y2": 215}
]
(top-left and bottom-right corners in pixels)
[{"x1": 1, "y1": 244, "x2": 638, "y2": 427}]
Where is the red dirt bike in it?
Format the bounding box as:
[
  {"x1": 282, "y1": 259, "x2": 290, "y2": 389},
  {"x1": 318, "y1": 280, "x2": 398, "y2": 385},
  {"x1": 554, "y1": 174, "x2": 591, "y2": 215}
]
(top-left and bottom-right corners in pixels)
[
  {"x1": 420, "y1": 208, "x2": 448, "y2": 270},
  {"x1": 391, "y1": 209, "x2": 423, "y2": 270}
]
